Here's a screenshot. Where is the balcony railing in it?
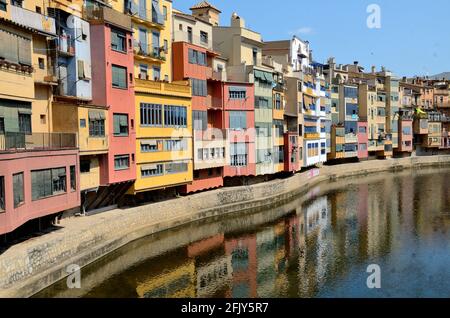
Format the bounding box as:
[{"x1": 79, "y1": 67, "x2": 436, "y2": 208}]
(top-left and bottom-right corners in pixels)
[
  {"x1": 134, "y1": 43, "x2": 166, "y2": 61},
  {"x1": 0, "y1": 132, "x2": 77, "y2": 153},
  {"x1": 56, "y1": 35, "x2": 76, "y2": 57},
  {"x1": 10, "y1": 4, "x2": 56, "y2": 35},
  {"x1": 125, "y1": 1, "x2": 165, "y2": 28},
  {"x1": 83, "y1": 5, "x2": 132, "y2": 31},
  {"x1": 345, "y1": 133, "x2": 358, "y2": 144},
  {"x1": 206, "y1": 95, "x2": 223, "y2": 109}
]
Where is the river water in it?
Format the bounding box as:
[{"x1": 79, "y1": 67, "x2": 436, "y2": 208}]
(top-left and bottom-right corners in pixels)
[{"x1": 35, "y1": 167, "x2": 450, "y2": 298}]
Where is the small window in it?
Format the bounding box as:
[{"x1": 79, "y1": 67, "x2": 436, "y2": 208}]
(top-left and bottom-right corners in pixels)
[
  {"x1": 40, "y1": 114, "x2": 46, "y2": 124},
  {"x1": 38, "y1": 58, "x2": 45, "y2": 69},
  {"x1": 0, "y1": 0, "x2": 7, "y2": 12},
  {"x1": 112, "y1": 65, "x2": 127, "y2": 89},
  {"x1": 200, "y1": 31, "x2": 208, "y2": 44},
  {"x1": 18, "y1": 113, "x2": 31, "y2": 134},
  {"x1": 80, "y1": 160, "x2": 90, "y2": 173},
  {"x1": 164, "y1": 39, "x2": 168, "y2": 53},
  {"x1": 80, "y1": 119, "x2": 86, "y2": 128},
  {"x1": 111, "y1": 29, "x2": 126, "y2": 52},
  {"x1": 35, "y1": 6, "x2": 41, "y2": 14},
  {"x1": 114, "y1": 155, "x2": 130, "y2": 170},
  {"x1": 163, "y1": 6, "x2": 168, "y2": 20},
  {"x1": 179, "y1": 24, "x2": 182, "y2": 31},
  {"x1": 13, "y1": 172, "x2": 24, "y2": 208},
  {"x1": 113, "y1": 113, "x2": 129, "y2": 136},
  {"x1": 70, "y1": 166, "x2": 76, "y2": 191},
  {"x1": 0, "y1": 176, "x2": 4, "y2": 211},
  {"x1": 0, "y1": 117, "x2": 4, "y2": 134}
]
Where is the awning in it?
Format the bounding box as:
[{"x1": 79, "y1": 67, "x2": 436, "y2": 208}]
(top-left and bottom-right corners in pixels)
[
  {"x1": 229, "y1": 86, "x2": 246, "y2": 92},
  {"x1": 18, "y1": 109, "x2": 32, "y2": 115},
  {"x1": 254, "y1": 70, "x2": 264, "y2": 80},
  {"x1": 88, "y1": 111, "x2": 105, "y2": 120},
  {"x1": 141, "y1": 140, "x2": 157, "y2": 146},
  {"x1": 141, "y1": 164, "x2": 158, "y2": 171},
  {"x1": 263, "y1": 72, "x2": 274, "y2": 83}
]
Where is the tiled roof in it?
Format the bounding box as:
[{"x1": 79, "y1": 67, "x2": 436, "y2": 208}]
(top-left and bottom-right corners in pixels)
[{"x1": 189, "y1": 1, "x2": 221, "y2": 13}]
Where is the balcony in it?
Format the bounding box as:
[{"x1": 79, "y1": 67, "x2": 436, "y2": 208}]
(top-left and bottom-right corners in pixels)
[
  {"x1": 83, "y1": 5, "x2": 132, "y2": 31},
  {"x1": 34, "y1": 65, "x2": 58, "y2": 85},
  {"x1": 206, "y1": 69, "x2": 226, "y2": 82},
  {"x1": 345, "y1": 133, "x2": 358, "y2": 144},
  {"x1": 344, "y1": 151, "x2": 358, "y2": 158},
  {"x1": 56, "y1": 35, "x2": 76, "y2": 57},
  {"x1": 0, "y1": 132, "x2": 77, "y2": 153},
  {"x1": 205, "y1": 95, "x2": 223, "y2": 109},
  {"x1": 134, "y1": 43, "x2": 166, "y2": 63},
  {"x1": 125, "y1": 1, "x2": 165, "y2": 29},
  {"x1": 10, "y1": 4, "x2": 56, "y2": 36},
  {"x1": 135, "y1": 78, "x2": 191, "y2": 97},
  {"x1": 304, "y1": 132, "x2": 320, "y2": 139}
]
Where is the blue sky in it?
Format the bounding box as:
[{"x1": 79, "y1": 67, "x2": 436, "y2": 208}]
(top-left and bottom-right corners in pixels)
[{"x1": 175, "y1": 0, "x2": 450, "y2": 77}]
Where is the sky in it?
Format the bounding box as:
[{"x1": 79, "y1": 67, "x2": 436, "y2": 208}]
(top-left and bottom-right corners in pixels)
[{"x1": 175, "y1": 0, "x2": 450, "y2": 77}]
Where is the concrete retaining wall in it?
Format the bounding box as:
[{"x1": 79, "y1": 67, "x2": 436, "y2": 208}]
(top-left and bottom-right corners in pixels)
[{"x1": 1, "y1": 155, "x2": 450, "y2": 297}]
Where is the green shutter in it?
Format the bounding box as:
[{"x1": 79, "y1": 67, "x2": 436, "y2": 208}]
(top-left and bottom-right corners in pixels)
[{"x1": 113, "y1": 115, "x2": 120, "y2": 134}]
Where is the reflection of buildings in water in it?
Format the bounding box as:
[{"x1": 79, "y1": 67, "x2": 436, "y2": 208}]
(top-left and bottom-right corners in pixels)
[
  {"x1": 196, "y1": 254, "x2": 233, "y2": 298},
  {"x1": 187, "y1": 234, "x2": 225, "y2": 258},
  {"x1": 256, "y1": 227, "x2": 277, "y2": 297},
  {"x1": 224, "y1": 234, "x2": 258, "y2": 298},
  {"x1": 135, "y1": 259, "x2": 196, "y2": 298}
]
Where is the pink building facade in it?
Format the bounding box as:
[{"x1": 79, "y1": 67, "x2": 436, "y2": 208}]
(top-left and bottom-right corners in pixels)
[
  {"x1": 88, "y1": 17, "x2": 136, "y2": 209},
  {"x1": 357, "y1": 121, "x2": 369, "y2": 159},
  {"x1": 0, "y1": 148, "x2": 80, "y2": 235}
]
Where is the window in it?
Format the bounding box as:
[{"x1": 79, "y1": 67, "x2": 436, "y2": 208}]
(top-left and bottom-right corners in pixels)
[
  {"x1": 165, "y1": 162, "x2": 188, "y2": 174},
  {"x1": 114, "y1": 155, "x2": 130, "y2": 170},
  {"x1": 230, "y1": 143, "x2": 247, "y2": 166},
  {"x1": 70, "y1": 166, "x2": 76, "y2": 191},
  {"x1": 252, "y1": 48, "x2": 258, "y2": 65},
  {"x1": 188, "y1": 49, "x2": 206, "y2": 66},
  {"x1": 80, "y1": 160, "x2": 90, "y2": 173},
  {"x1": 141, "y1": 140, "x2": 163, "y2": 152},
  {"x1": 141, "y1": 103, "x2": 162, "y2": 126},
  {"x1": 163, "y1": 6, "x2": 168, "y2": 20},
  {"x1": 18, "y1": 113, "x2": 31, "y2": 134},
  {"x1": 13, "y1": 172, "x2": 24, "y2": 208},
  {"x1": 164, "y1": 105, "x2": 187, "y2": 127},
  {"x1": 193, "y1": 110, "x2": 207, "y2": 131},
  {"x1": 179, "y1": 24, "x2": 182, "y2": 31},
  {"x1": 164, "y1": 39, "x2": 168, "y2": 53},
  {"x1": 229, "y1": 87, "x2": 246, "y2": 100},
  {"x1": 403, "y1": 126, "x2": 412, "y2": 135},
  {"x1": 321, "y1": 142, "x2": 326, "y2": 155},
  {"x1": 187, "y1": 26, "x2": 192, "y2": 43},
  {"x1": 0, "y1": 117, "x2": 4, "y2": 134},
  {"x1": 0, "y1": 176, "x2": 4, "y2": 211},
  {"x1": 89, "y1": 115, "x2": 105, "y2": 137},
  {"x1": 38, "y1": 58, "x2": 45, "y2": 69},
  {"x1": 344, "y1": 86, "x2": 358, "y2": 99},
  {"x1": 40, "y1": 114, "x2": 46, "y2": 125},
  {"x1": 113, "y1": 113, "x2": 129, "y2": 136},
  {"x1": 139, "y1": 64, "x2": 148, "y2": 80},
  {"x1": 359, "y1": 143, "x2": 367, "y2": 151},
  {"x1": 192, "y1": 79, "x2": 207, "y2": 96},
  {"x1": 200, "y1": 31, "x2": 208, "y2": 44},
  {"x1": 111, "y1": 29, "x2": 126, "y2": 52},
  {"x1": 274, "y1": 93, "x2": 282, "y2": 109},
  {"x1": 0, "y1": 0, "x2": 6, "y2": 11},
  {"x1": 141, "y1": 164, "x2": 164, "y2": 177},
  {"x1": 153, "y1": 66, "x2": 161, "y2": 81},
  {"x1": 112, "y1": 65, "x2": 127, "y2": 89},
  {"x1": 31, "y1": 168, "x2": 66, "y2": 201},
  {"x1": 229, "y1": 111, "x2": 247, "y2": 130},
  {"x1": 164, "y1": 139, "x2": 187, "y2": 151},
  {"x1": 255, "y1": 96, "x2": 270, "y2": 108},
  {"x1": 358, "y1": 126, "x2": 367, "y2": 134}
]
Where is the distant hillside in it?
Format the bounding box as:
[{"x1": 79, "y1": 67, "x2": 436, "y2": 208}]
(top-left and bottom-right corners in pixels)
[{"x1": 428, "y1": 72, "x2": 450, "y2": 80}]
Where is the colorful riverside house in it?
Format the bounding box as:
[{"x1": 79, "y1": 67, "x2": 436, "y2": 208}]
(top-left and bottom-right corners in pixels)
[
  {"x1": 263, "y1": 37, "x2": 315, "y2": 171},
  {"x1": 213, "y1": 12, "x2": 274, "y2": 179},
  {"x1": 172, "y1": 5, "x2": 227, "y2": 193},
  {"x1": 0, "y1": 2, "x2": 79, "y2": 237},
  {"x1": 80, "y1": 0, "x2": 136, "y2": 212},
  {"x1": 124, "y1": 0, "x2": 193, "y2": 199}
]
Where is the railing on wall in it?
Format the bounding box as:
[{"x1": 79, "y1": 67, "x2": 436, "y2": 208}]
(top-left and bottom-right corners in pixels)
[{"x1": 0, "y1": 132, "x2": 78, "y2": 153}]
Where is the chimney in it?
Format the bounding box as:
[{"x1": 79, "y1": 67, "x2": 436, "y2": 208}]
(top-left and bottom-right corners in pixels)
[
  {"x1": 354, "y1": 61, "x2": 358, "y2": 66},
  {"x1": 231, "y1": 12, "x2": 245, "y2": 28},
  {"x1": 371, "y1": 66, "x2": 376, "y2": 74}
]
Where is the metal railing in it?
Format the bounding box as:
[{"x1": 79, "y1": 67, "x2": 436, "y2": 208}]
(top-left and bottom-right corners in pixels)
[
  {"x1": 134, "y1": 43, "x2": 166, "y2": 61},
  {"x1": 0, "y1": 132, "x2": 77, "y2": 152},
  {"x1": 56, "y1": 34, "x2": 76, "y2": 56}
]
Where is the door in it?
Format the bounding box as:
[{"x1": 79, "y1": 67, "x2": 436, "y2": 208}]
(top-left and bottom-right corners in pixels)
[
  {"x1": 59, "y1": 64, "x2": 68, "y2": 96},
  {"x1": 152, "y1": 31, "x2": 160, "y2": 56},
  {"x1": 139, "y1": 0, "x2": 147, "y2": 19},
  {"x1": 139, "y1": 28, "x2": 147, "y2": 54}
]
